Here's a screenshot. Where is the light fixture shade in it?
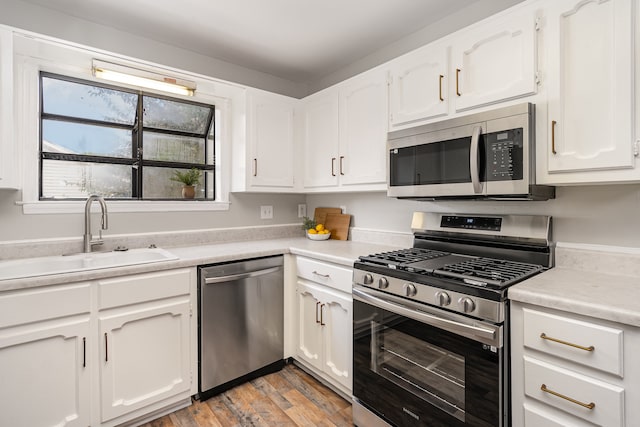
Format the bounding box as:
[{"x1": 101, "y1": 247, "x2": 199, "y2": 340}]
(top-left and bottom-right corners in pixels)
[{"x1": 92, "y1": 59, "x2": 196, "y2": 96}]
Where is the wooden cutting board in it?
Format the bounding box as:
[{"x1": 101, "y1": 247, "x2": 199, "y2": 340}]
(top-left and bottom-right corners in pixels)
[
  {"x1": 314, "y1": 207, "x2": 342, "y2": 226},
  {"x1": 324, "y1": 213, "x2": 351, "y2": 240}
]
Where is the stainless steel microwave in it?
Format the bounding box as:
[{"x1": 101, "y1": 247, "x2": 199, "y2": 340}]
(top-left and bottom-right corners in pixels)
[{"x1": 387, "y1": 103, "x2": 554, "y2": 200}]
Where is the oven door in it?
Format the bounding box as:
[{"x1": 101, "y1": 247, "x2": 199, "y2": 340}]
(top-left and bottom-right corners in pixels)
[{"x1": 353, "y1": 286, "x2": 505, "y2": 427}]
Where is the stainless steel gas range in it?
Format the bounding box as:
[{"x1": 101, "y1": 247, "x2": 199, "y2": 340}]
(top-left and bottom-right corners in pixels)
[{"x1": 352, "y1": 212, "x2": 552, "y2": 427}]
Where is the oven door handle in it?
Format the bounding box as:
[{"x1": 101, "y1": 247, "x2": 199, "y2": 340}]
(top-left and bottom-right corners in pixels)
[{"x1": 353, "y1": 287, "x2": 500, "y2": 346}]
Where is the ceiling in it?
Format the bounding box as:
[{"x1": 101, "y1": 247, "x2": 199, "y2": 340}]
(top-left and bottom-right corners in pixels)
[{"x1": 18, "y1": 0, "x2": 489, "y2": 84}]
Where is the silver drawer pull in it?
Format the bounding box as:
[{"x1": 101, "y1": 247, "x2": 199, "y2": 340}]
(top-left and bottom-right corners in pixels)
[
  {"x1": 312, "y1": 271, "x2": 330, "y2": 278},
  {"x1": 540, "y1": 333, "x2": 595, "y2": 352},
  {"x1": 541, "y1": 384, "x2": 596, "y2": 410}
]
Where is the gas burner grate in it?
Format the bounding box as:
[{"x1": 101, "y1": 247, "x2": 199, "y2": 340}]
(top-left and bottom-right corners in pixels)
[
  {"x1": 434, "y1": 258, "x2": 544, "y2": 287},
  {"x1": 359, "y1": 248, "x2": 449, "y2": 267}
]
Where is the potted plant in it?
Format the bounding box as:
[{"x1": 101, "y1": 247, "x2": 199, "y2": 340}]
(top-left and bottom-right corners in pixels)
[{"x1": 170, "y1": 168, "x2": 202, "y2": 199}]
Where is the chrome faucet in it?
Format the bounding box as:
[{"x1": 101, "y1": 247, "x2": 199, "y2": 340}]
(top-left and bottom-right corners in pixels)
[{"x1": 84, "y1": 195, "x2": 108, "y2": 253}]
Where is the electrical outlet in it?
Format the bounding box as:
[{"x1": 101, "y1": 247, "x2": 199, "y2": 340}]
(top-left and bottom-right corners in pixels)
[
  {"x1": 297, "y1": 204, "x2": 307, "y2": 218},
  {"x1": 340, "y1": 205, "x2": 347, "y2": 214},
  {"x1": 260, "y1": 205, "x2": 273, "y2": 219}
]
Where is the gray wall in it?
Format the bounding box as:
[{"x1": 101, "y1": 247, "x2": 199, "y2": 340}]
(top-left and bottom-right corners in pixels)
[
  {"x1": 306, "y1": 185, "x2": 640, "y2": 248},
  {"x1": 0, "y1": 190, "x2": 305, "y2": 241},
  {"x1": 1, "y1": 0, "x2": 309, "y2": 98}
]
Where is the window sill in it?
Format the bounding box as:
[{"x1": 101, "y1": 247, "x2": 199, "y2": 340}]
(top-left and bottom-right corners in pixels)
[{"x1": 19, "y1": 200, "x2": 230, "y2": 214}]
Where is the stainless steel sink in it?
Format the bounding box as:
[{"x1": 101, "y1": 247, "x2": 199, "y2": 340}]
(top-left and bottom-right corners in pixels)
[{"x1": 0, "y1": 248, "x2": 179, "y2": 281}]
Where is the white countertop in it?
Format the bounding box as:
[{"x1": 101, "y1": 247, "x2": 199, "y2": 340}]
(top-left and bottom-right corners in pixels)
[
  {"x1": 509, "y1": 244, "x2": 640, "y2": 328},
  {"x1": 0, "y1": 237, "x2": 400, "y2": 292}
]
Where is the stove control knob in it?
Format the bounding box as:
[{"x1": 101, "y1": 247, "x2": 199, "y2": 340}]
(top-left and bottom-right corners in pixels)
[
  {"x1": 403, "y1": 283, "x2": 417, "y2": 297},
  {"x1": 378, "y1": 277, "x2": 389, "y2": 289},
  {"x1": 435, "y1": 291, "x2": 451, "y2": 307},
  {"x1": 459, "y1": 297, "x2": 476, "y2": 313},
  {"x1": 363, "y1": 273, "x2": 374, "y2": 285}
]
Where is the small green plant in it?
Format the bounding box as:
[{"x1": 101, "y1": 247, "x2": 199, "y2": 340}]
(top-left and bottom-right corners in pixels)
[
  {"x1": 170, "y1": 168, "x2": 202, "y2": 186},
  {"x1": 301, "y1": 216, "x2": 317, "y2": 231}
]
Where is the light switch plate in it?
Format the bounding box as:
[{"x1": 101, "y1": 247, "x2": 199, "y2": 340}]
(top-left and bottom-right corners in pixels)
[
  {"x1": 260, "y1": 205, "x2": 273, "y2": 219},
  {"x1": 297, "y1": 204, "x2": 307, "y2": 218}
]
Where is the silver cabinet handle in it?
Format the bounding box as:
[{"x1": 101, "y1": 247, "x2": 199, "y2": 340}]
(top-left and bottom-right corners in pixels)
[
  {"x1": 353, "y1": 286, "x2": 499, "y2": 346},
  {"x1": 470, "y1": 125, "x2": 482, "y2": 194},
  {"x1": 204, "y1": 266, "x2": 282, "y2": 284},
  {"x1": 312, "y1": 270, "x2": 330, "y2": 278}
]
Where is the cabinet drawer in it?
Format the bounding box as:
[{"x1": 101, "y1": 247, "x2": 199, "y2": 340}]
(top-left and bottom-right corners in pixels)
[
  {"x1": 0, "y1": 283, "x2": 90, "y2": 329},
  {"x1": 523, "y1": 308, "x2": 623, "y2": 376},
  {"x1": 524, "y1": 356, "x2": 624, "y2": 427},
  {"x1": 98, "y1": 269, "x2": 191, "y2": 310},
  {"x1": 296, "y1": 257, "x2": 352, "y2": 293}
]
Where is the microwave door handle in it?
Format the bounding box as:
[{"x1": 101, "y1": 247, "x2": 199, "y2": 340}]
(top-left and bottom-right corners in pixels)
[{"x1": 470, "y1": 125, "x2": 482, "y2": 194}]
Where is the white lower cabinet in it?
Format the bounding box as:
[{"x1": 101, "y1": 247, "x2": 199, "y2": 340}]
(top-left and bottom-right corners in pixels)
[
  {"x1": 295, "y1": 257, "x2": 352, "y2": 395},
  {"x1": 0, "y1": 282, "x2": 92, "y2": 427},
  {"x1": 0, "y1": 317, "x2": 92, "y2": 427},
  {"x1": 511, "y1": 302, "x2": 640, "y2": 426},
  {"x1": 99, "y1": 299, "x2": 191, "y2": 423},
  {"x1": 0, "y1": 268, "x2": 195, "y2": 427}
]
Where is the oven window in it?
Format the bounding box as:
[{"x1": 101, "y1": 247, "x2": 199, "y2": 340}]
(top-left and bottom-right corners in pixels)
[
  {"x1": 372, "y1": 321, "x2": 466, "y2": 421},
  {"x1": 353, "y1": 299, "x2": 501, "y2": 427}
]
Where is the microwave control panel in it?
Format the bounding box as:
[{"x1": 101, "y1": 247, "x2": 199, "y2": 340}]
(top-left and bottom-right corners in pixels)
[{"x1": 485, "y1": 128, "x2": 523, "y2": 181}]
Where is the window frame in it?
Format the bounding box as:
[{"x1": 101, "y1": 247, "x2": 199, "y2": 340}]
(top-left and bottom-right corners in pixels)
[
  {"x1": 13, "y1": 30, "x2": 241, "y2": 214},
  {"x1": 39, "y1": 71, "x2": 216, "y2": 201}
]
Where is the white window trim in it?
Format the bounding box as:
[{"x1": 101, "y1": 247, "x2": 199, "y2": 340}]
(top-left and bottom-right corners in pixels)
[{"x1": 12, "y1": 29, "x2": 247, "y2": 214}]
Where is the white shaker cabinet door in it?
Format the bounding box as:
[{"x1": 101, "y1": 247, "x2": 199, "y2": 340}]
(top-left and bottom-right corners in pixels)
[
  {"x1": 247, "y1": 90, "x2": 296, "y2": 188},
  {"x1": 321, "y1": 289, "x2": 353, "y2": 391},
  {"x1": 451, "y1": 10, "x2": 537, "y2": 112},
  {"x1": 302, "y1": 88, "x2": 340, "y2": 188},
  {"x1": 99, "y1": 299, "x2": 191, "y2": 423},
  {"x1": 546, "y1": 0, "x2": 635, "y2": 174},
  {"x1": 388, "y1": 44, "x2": 449, "y2": 128},
  {"x1": 0, "y1": 26, "x2": 16, "y2": 189},
  {"x1": 296, "y1": 281, "x2": 324, "y2": 372},
  {"x1": 338, "y1": 67, "x2": 388, "y2": 186},
  {"x1": 0, "y1": 319, "x2": 91, "y2": 427}
]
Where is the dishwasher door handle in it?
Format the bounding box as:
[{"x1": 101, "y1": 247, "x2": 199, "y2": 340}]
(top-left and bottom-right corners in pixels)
[{"x1": 204, "y1": 266, "x2": 283, "y2": 284}]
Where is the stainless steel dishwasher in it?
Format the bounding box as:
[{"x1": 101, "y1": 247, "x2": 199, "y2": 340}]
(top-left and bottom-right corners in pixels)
[{"x1": 197, "y1": 255, "x2": 284, "y2": 400}]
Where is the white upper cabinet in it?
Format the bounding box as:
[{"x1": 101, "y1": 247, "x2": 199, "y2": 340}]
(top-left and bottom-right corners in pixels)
[
  {"x1": 246, "y1": 89, "x2": 296, "y2": 189},
  {"x1": 388, "y1": 43, "x2": 449, "y2": 128},
  {"x1": 545, "y1": 0, "x2": 636, "y2": 179},
  {"x1": 302, "y1": 87, "x2": 340, "y2": 188},
  {"x1": 0, "y1": 26, "x2": 17, "y2": 189},
  {"x1": 338, "y1": 67, "x2": 388, "y2": 187},
  {"x1": 451, "y1": 9, "x2": 538, "y2": 112},
  {"x1": 302, "y1": 67, "x2": 388, "y2": 191}
]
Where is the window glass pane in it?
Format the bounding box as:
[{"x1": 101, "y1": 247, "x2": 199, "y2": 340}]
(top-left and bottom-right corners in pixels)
[
  {"x1": 143, "y1": 96, "x2": 211, "y2": 133},
  {"x1": 143, "y1": 167, "x2": 209, "y2": 199},
  {"x1": 42, "y1": 77, "x2": 137, "y2": 125},
  {"x1": 42, "y1": 160, "x2": 132, "y2": 198},
  {"x1": 42, "y1": 120, "x2": 132, "y2": 158},
  {"x1": 143, "y1": 132, "x2": 205, "y2": 163}
]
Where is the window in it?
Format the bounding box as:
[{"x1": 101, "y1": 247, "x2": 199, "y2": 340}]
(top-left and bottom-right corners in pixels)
[{"x1": 39, "y1": 72, "x2": 215, "y2": 200}]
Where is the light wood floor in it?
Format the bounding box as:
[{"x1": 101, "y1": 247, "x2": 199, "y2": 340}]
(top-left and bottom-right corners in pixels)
[{"x1": 140, "y1": 364, "x2": 353, "y2": 427}]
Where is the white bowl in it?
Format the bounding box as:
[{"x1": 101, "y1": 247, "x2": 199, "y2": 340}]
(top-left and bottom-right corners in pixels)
[{"x1": 307, "y1": 231, "x2": 331, "y2": 241}]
